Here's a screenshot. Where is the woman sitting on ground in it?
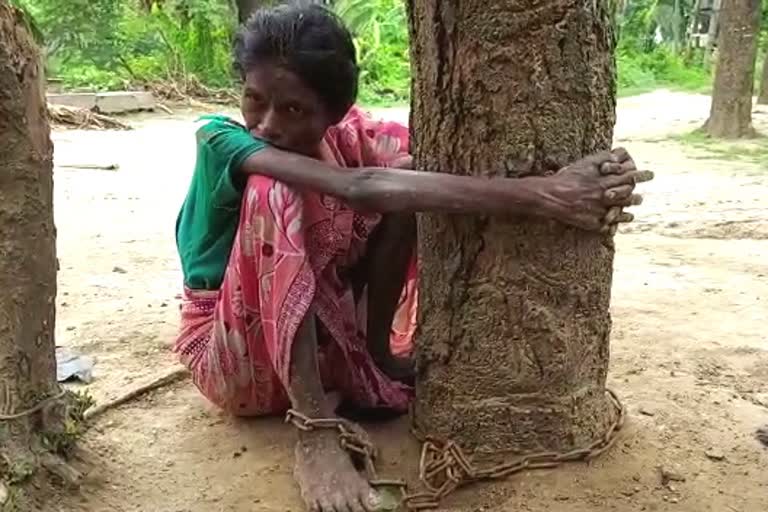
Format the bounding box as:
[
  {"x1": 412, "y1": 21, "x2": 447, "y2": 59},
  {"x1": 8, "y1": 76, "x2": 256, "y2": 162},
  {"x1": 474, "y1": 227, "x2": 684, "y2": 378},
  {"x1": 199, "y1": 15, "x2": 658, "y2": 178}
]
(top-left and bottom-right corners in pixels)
[{"x1": 173, "y1": 4, "x2": 651, "y2": 512}]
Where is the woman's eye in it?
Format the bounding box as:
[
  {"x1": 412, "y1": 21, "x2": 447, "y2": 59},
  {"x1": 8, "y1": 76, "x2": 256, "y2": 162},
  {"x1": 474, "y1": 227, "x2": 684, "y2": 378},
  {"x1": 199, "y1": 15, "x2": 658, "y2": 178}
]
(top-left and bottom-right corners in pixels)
[
  {"x1": 287, "y1": 105, "x2": 304, "y2": 116},
  {"x1": 245, "y1": 94, "x2": 263, "y2": 105}
]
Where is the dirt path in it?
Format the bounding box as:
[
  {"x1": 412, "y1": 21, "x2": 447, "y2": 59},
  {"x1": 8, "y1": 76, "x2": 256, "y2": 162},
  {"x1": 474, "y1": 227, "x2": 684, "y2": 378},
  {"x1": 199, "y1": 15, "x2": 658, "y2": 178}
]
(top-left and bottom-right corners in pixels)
[{"x1": 46, "y1": 91, "x2": 768, "y2": 512}]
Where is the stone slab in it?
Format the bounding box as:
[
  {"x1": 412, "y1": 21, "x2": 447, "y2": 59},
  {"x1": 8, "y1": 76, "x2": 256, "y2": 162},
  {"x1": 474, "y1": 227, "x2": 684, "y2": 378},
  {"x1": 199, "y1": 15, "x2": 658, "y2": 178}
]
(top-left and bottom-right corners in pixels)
[{"x1": 46, "y1": 91, "x2": 156, "y2": 114}]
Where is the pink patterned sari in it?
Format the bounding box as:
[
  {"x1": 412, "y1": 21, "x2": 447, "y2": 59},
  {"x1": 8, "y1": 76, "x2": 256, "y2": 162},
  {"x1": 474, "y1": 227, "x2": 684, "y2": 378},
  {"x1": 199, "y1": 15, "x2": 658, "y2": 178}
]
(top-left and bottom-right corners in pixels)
[{"x1": 174, "y1": 107, "x2": 417, "y2": 416}]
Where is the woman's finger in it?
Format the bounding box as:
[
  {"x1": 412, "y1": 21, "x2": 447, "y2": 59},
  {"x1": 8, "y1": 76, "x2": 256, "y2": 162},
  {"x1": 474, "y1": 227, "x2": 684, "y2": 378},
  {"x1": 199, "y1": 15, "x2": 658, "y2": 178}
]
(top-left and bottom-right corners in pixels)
[
  {"x1": 600, "y1": 158, "x2": 637, "y2": 176},
  {"x1": 604, "y1": 206, "x2": 624, "y2": 225},
  {"x1": 606, "y1": 191, "x2": 643, "y2": 207},
  {"x1": 603, "y1": 208, "x2": 635, "y2": 225},
  {"x1": 604, "y1": 184, "x2": 633, "y2": 201},
  {"x1": 610, "y1": 147, "x2": 630, "y2": 162},
  {"x1": 600, "y1": 223, "x2": 619, "y2": 235},
  {"x1": 620, "y1": 158, "x2": 637, "y2": 173},
  {"x1": 605, "y1": 170, "x2": 654, "y2": 187},
  {"x1": 599, "y1": 162, "x2": 622, "y2": 175}
]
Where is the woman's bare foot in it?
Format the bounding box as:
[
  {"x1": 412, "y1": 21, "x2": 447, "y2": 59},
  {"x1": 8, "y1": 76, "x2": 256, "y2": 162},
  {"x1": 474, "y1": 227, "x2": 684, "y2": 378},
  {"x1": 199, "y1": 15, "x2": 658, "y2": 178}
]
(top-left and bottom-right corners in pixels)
[{"x1": 295, "y1": 429, "x2": 381, "y2": 512}]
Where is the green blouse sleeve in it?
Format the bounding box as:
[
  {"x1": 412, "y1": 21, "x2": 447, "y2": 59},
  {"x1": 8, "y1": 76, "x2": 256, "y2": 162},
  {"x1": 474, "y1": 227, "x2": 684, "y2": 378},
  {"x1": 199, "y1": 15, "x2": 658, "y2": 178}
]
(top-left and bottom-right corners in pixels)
[{"x1": 195, "y1": 115, "x2": 268, "y2": 208}]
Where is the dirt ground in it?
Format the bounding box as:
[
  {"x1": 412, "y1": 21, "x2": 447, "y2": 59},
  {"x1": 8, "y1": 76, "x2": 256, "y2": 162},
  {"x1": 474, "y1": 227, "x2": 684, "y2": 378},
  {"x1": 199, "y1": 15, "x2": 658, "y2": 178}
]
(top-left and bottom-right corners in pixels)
[{"x1": 45, "y1": 90, "x2": 768, "y2": 512}]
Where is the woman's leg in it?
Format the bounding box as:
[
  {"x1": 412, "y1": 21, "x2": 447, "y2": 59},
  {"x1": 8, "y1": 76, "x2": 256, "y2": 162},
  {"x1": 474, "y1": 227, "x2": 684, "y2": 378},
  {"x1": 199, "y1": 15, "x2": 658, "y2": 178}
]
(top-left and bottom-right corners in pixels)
[
  {"x1": 289, "y1": 310, "x2": 380, "y2": 512},
  {"x1": 357, "y1": 213, "x2": 417, "y2": 382}
]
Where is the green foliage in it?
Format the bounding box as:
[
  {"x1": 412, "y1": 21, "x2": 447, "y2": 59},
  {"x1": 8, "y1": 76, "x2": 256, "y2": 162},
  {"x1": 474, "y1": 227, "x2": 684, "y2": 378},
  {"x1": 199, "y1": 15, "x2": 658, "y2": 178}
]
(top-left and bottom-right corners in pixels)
[
  {"x1": 21, "y1": 0, "x2": 237, "y2": 92},
  {"x1": 41, "y1": 390, "x2": 95, "y2": 457},
  {"x1": 615, "y1": 0, "x2": 712, "y2": 95},
  {"x1": 20, "y1": 0, "x2": 749, "y2": 105},
  {"x1": 335, "y1": 0, "x2": 410, "y2": 105},
  {"x1": 617, "y1": 45, "x2": 711, "y2": 95}
]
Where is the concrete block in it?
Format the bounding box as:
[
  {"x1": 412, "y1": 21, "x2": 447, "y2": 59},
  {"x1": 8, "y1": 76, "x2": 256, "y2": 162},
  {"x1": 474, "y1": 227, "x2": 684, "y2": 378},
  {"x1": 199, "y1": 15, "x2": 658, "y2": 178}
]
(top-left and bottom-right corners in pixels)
[
  {"x1": 47, "y1": 93, "x2": 97, "y2": 110},
  {"x1": 94, "y1": 91, "x2": 156, "y2": 114},
  {"x1": 46, "y1": 91, "x2": 157, "y2": 114}
]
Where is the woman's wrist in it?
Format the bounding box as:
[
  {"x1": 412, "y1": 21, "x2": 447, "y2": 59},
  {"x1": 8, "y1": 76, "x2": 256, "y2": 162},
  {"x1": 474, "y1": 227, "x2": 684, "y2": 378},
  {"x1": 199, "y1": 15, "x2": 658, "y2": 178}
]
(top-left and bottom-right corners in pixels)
[{"x1": 503, "y1": 176, "x2": 561, "y2": 221}]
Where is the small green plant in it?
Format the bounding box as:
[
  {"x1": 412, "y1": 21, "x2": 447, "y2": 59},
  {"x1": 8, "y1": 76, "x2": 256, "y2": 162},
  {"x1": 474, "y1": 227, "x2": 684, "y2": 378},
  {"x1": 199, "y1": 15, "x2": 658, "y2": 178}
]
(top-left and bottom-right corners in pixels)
[
  {"x1": 41, "y1": 390, "x2": 95, "y2": 456},
  {"x1": 617, "y1": 45, "x2": 712, "y2": 96}
]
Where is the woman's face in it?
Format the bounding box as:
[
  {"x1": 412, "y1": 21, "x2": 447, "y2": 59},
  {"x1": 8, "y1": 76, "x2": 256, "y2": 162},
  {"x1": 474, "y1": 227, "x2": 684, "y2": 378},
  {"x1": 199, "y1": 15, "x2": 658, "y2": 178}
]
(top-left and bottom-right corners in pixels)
[{"x1": 241, "y1": 64, "x2": 335, "y2": 156}]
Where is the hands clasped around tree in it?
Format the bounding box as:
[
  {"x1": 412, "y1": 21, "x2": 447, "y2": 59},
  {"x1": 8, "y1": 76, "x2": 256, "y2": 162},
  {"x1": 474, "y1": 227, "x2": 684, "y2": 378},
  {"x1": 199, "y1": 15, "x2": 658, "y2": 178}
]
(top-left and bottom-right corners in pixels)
[{"x1": 541, "y1": 148, "x2": 653, "y2": 232}]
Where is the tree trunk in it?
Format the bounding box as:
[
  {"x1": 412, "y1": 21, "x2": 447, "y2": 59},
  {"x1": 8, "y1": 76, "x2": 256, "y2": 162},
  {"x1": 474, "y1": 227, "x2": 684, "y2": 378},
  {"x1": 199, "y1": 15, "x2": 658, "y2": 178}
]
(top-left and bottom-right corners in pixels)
[
  {"x1": 672, "y1": 0, "x2": 683, "y2": 52},
  {"x1": 408, "y1": 0, "x2": 619, "y2": 458},
  {"x1": 684, "y1": 0, "x2": 702, "y2": 63},
  {"x1": 757, "y1": 52, "x2": 768, "y2": 105},
  {"x1": 0, "y1": 1, "x2": 65, "y2": 505},
  {"x1": 703, "y1": 0, "x2": 761, "y2": 138},
  {"x1": 703, "y1": 0, "x2": 722, "y2": 69}
]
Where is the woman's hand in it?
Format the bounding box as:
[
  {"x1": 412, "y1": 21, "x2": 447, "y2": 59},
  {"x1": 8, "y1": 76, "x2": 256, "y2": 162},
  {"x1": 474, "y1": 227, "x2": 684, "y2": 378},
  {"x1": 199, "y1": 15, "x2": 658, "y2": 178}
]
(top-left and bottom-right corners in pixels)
[{"x1": 538, "y1": 148, "x2": 654, "y2": 232}]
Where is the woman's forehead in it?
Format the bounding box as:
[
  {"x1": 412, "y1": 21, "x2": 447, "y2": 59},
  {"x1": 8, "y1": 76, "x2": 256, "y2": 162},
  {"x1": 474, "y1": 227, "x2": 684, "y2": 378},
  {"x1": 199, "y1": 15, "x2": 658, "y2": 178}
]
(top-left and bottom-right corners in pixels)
[{"x1": 245, "y1": 65, "x2": 309, "y2": 93}]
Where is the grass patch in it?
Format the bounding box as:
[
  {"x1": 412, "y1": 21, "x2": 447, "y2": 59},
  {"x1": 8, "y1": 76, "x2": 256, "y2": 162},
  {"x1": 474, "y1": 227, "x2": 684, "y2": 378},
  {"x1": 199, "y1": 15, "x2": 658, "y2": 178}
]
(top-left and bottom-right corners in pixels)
[{"x1": 672, "y1": 129, "x2": 768, "y2": 167}]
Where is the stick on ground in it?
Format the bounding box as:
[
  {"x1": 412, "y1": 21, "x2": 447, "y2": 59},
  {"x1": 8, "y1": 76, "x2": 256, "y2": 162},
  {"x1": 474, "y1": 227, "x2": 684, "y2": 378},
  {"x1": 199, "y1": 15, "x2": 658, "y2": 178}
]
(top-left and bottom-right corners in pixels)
[{"x1": 84, "y1": 367, "x2": 189, "y2": 422}]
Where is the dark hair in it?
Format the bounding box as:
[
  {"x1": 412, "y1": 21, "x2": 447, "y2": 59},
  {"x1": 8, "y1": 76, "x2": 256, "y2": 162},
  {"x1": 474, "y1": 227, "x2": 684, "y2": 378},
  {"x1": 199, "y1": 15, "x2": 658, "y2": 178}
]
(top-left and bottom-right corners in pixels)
[{"x1": 233, "y1": 3, "x2": 359, "y2": 120}]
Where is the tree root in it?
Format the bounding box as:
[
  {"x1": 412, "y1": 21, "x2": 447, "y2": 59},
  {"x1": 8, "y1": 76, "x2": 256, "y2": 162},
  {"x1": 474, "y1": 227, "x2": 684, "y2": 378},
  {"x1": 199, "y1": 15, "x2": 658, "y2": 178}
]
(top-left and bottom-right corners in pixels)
[
  {"x1": 47, "y1": 104, "x2": 132, "y2": 131},
  {"x1": 40, "y1": 453, "x2": 83, "y2": 489},
  {"x1": 83, "y1": 367, "x2": 189, "y2": 422}
]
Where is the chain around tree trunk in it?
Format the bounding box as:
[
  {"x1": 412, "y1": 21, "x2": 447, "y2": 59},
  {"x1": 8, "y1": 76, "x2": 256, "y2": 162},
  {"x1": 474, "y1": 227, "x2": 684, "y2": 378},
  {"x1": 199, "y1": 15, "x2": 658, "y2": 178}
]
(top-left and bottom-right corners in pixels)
[
  {"x1": 402, "y1": 389, "x2": 626, "y2": 510},
  {"x1": 285, "y1": 389, "x2": 625, "y2": 512}
]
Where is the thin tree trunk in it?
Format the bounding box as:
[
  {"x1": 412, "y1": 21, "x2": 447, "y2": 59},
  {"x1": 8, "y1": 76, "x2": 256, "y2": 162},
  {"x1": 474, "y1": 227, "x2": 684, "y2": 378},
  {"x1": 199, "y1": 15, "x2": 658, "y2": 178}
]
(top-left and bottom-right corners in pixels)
[
  {"x1": 672, "y1": 0, "x2": 683, "y2": 52},
  {"x1": 703, "y1": 0, "x2": 761, "y2": 138},
  {"x1": 408, "y1": 0, "x2": 618, "y2": 458},
  {"x1": 0, "y1": 1, "x2": 64, "y2": 506},
  {"x1": 703, "y1": 0, "x2": 722, "y2": 68},
  {"x1": 684, "y1": 0, "x2": 702, "y2": 62},
  {"x1": 757, "y1": 51, "x2": 768, "y2": 105}
]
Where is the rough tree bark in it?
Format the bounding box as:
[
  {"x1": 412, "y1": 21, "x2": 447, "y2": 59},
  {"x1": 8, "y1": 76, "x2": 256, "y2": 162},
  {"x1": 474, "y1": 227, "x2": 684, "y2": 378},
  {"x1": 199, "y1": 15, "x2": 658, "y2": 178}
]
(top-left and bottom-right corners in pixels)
[
  {"x1": 408, "y1": 0, "x2": 619, "y2": 459},
  {"x1": 0, "y1": 2, "x2": 67, "y2": 507},
  {"x1": 758, "y1": 52, "x2": 768, "y2": 105},
  {"x1": 703, "y1": 0, "x2": 761, "y2": 138}
]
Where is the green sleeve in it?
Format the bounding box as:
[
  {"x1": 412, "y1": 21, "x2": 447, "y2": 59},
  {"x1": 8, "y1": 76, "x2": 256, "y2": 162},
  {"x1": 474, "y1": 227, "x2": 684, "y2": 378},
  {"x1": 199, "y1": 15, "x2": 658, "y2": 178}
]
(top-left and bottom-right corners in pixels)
[{"x1": 196, "y1": 116, "x2": 268, "y2": 208}]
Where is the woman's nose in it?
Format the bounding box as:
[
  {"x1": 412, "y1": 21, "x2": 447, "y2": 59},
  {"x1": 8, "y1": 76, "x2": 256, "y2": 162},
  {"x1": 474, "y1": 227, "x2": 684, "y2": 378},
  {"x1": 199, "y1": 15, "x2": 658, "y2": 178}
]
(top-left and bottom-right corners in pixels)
[{"x1": 255, "y1": 109, "x2": 281, "y2": 143}]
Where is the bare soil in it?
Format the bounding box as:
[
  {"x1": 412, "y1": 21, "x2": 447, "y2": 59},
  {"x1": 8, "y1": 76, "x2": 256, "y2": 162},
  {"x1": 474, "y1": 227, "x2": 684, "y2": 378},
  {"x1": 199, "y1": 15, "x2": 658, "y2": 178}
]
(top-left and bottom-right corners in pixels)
[{"x1": 46, "y1": 91, "x2": 768, "y2": 512}]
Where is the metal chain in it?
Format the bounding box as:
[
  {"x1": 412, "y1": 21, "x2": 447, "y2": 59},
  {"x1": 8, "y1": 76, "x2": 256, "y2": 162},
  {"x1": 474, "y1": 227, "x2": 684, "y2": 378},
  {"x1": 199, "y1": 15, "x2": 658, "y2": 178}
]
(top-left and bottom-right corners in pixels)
[
  {"x1": 285, "y1": 389, "x2": 624, "y2": 512},
  {"x1": 0, "y1": 389, "x2": 66, "y2": 421},
  {"x1": 403, "y1": 389, "x2": 626, "y2": 510},
  {"x1": 285, "y1": 409, "x2": 407, "y2": 491}
]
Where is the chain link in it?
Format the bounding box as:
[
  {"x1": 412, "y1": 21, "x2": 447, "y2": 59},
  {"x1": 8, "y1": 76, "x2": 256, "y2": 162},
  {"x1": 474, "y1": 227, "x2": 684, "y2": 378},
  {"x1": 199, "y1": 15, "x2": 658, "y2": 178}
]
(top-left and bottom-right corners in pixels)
[
  {"x1": 403, "y1": 389, "x2": 626, "y2": 510},
  {"x1": 285, "y1": 409, "x2": 407, "y2": 491},
  {"x1": 285, "y1": 389, "x2": 624, "y2": 512}
]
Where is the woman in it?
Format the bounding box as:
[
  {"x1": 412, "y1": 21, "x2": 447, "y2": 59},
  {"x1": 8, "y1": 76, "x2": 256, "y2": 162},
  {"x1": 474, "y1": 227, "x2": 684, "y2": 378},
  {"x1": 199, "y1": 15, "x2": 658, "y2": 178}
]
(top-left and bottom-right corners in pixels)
[{"x1": 174, "y1": 4, "x2": 651, "y2": 512}]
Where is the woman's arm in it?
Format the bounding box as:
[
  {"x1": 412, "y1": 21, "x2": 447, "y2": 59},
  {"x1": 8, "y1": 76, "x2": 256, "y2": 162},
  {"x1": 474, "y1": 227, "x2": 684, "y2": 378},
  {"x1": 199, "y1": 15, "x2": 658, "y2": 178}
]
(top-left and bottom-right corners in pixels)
[{"x1": 242, "y1": 146, "x2": 652, "y2": 231}]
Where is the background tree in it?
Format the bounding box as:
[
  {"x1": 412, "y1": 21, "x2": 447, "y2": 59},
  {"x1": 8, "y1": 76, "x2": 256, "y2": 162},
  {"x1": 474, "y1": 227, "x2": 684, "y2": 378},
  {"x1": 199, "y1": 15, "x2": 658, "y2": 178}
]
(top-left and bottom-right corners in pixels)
[
  {"x1": 0, "y1": 1, "x2": 81, "y2": 508},
  {"x1": 759, "y1": 52, "x2": 768, "y2": 104},
  {"x1": 703, "y1": 0, "x2": 762, "y2": 137},
  {"x1": 408, "y1": 0, "x2": 620, "y2": 456}
]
